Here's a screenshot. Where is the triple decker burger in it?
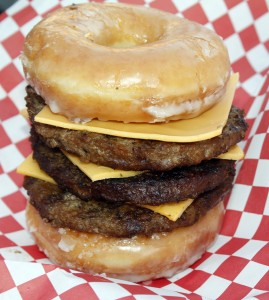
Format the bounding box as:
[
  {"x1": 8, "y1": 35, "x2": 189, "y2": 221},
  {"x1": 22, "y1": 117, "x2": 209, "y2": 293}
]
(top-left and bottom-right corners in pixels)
[{"x1": 18, "y1": 3, "x2": 248, "y2": 282}]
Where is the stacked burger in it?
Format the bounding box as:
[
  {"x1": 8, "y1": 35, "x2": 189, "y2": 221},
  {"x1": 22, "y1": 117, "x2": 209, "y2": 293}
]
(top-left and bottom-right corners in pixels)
[{"x1": 18, "y1": 3, "x2": 248, "y2": 282}]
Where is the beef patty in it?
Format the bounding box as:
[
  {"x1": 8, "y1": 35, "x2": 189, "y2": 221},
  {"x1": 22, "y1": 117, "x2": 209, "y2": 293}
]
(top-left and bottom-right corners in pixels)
[
  {"x1": 26, "y1": 86, "x2": 248, "y2": 171},
  {"x1": 24, "y1": 176, "x2": 233, "y2": 238},
  {"x1": 31, "y1": 128, "x2": 236, "y2": 205}
]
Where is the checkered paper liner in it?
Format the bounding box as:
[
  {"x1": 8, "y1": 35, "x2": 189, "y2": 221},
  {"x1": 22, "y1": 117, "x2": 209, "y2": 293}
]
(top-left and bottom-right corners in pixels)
[{"x1": 0, "y1": 0, "x2": 268, "y2": 299}]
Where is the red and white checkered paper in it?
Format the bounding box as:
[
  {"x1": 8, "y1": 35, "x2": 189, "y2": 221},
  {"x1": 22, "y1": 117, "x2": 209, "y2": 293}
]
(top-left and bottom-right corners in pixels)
[{"x1": 0, "y1": 0, "x2": 268, "y2": 299}]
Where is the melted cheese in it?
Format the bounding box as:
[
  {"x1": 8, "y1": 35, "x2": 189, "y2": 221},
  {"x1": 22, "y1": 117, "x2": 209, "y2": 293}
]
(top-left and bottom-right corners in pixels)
[
  {"x1": 142, "y1": 199, "x2": 193, "y2": 221},
  {"x1": 63, "y1": 151, "x2": 143, "y2": 181},
  {"x1": 20, "y1": 108, "x2": 28, "y2": 119},
  {"x1": 17, "y1": 154, "x2": 56, "y2": 184},
  {"x1": 217, "y1": 144, "x2": 244, "y2": 160},
  {"x1": 35, "y1": 74, "x2": 238, "y2": 143}
]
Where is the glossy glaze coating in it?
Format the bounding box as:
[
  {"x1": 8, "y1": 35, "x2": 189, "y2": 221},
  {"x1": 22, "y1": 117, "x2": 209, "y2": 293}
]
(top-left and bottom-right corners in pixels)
[{"x1": 22, "y1": 3, "x2": 230, "y2": 123}]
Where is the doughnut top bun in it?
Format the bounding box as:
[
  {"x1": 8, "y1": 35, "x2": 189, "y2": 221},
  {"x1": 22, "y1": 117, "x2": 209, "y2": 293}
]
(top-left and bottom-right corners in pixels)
[{"x1": 22, "y1": 3, "x2": 231, "y2": 123}]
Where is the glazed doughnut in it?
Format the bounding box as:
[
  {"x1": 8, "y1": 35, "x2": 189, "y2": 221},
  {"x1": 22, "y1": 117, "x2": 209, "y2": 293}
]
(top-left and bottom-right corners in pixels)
[
  {"x1": 26, "y1": 202, "x2": 224, "y2": 282},
  {"x1": 22, "y1": 3, "x2": 230, "y2": 123}
]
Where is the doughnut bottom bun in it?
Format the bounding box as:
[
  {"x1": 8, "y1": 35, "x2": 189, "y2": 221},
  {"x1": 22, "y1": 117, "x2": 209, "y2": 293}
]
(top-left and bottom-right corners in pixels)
[{"x1": 26, "y1": 202, "x2": 224, "y2": 282}]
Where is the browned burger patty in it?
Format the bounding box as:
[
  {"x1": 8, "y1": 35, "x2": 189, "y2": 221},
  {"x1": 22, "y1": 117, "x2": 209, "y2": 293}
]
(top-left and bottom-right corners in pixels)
[
  {"x1": 31, "y1": 128, "x2": 236, "y2": 205},
  {"x1": 26, "y1": 86, "x2": 248, "y2": 171},
  {"x1": 24, "y1": 176, "x2": 233, "y2": 238}
]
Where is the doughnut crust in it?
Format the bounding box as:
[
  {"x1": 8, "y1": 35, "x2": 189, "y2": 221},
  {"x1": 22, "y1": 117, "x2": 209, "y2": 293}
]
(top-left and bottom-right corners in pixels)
[{"x1": 22, "y1": 3, "x2": 230, "y2": 123}]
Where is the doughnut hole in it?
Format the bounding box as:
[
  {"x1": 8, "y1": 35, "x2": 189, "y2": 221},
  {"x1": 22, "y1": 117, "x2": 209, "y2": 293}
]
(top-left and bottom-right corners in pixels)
[{"x1": 83, "y1": 12, "x2": 167, "y2": 48}]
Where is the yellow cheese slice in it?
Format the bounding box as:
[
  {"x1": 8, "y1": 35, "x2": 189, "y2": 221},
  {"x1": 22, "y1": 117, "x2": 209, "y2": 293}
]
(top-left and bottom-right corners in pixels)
[
  {"x1": 63, "y1": 151, "x2": 143, "y2": 181},
  {"x1": 35, "y1": 74, "x2": 238, "y2": 143},
  {"x1": 217, "y1": 144, "x2": 244, "y2": 160},
  {"x1": 142, "y1": 199, "x2": 193, "y2": 222},
  {"x1": 20, "y1": 108, "x2": 29, "y2": 119},
  {"x1": 17, "y1": 154, "x2": 56, "y2": 184}
]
